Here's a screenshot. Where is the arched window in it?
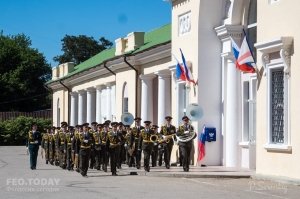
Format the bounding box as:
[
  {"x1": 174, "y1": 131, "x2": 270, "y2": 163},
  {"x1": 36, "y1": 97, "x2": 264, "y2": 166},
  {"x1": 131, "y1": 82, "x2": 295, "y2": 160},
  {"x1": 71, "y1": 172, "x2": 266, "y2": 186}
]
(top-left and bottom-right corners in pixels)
[
  {"x1": 122, "y1": 82, "x2": 128, "y2": 113},
  {"x1": 57, "y1": 98, "x2": 60, "y2": 127}
]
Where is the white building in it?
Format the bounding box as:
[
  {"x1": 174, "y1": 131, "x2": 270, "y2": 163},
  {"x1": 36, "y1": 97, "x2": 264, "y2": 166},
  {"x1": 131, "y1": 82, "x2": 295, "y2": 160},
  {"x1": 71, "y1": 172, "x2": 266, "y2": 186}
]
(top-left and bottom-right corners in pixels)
[{"x1": 47, "y1": 0, "x2": 300, "y2": 182}]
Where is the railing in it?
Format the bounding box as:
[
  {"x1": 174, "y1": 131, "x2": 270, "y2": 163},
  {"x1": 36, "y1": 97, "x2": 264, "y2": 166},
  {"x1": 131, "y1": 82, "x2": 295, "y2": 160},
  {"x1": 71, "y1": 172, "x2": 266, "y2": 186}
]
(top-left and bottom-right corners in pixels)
[{"x1": 0, "y1": 109, "x2": 52, "y2": 122}]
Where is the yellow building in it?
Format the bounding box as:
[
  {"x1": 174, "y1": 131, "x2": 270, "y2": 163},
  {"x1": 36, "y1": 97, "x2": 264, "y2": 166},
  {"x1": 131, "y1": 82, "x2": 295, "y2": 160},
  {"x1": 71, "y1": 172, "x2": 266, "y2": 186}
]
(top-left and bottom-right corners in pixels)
[{"x1": 47, "y1": 0, "x2": 300, "y2": 182}]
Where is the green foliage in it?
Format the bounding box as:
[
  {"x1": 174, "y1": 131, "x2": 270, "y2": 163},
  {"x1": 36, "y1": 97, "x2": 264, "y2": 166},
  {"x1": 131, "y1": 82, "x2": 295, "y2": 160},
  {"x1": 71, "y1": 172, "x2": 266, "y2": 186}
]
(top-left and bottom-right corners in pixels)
[
  {"x1": 0, "y1": 33, "x2": 52, "y2": 111},
  {"x1": 0, "y1": 116, "x2": 51, "y2": 146},
  {"x1": 54, "y1": 35, "x2": 113, "y2": 65}
]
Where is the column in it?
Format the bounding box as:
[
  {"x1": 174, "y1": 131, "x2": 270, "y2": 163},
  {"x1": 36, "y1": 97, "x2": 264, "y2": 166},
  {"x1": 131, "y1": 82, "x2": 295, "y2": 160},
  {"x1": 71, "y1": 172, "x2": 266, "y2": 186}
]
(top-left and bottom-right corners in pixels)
[
  {"x1": 78, "y1": 90, "x2": 87, "y2": 125},
  {"x1": 86, "y1": 87, "x2": 96, "y2": 126},
  {"x1": 106, "y1": 84, "x2": 111, "y2": 121},
  {"x1": 95, "y1": 85, "x2": 104, "y2": 123},
  {"x1": 70, "y1": 92, "x2": 78, "y2": 126},
  {"x1": 101, "y1": 87, "x2": 107, "y2": 122},
  {"x1": 140, "y1": 74, "x2": 156, "y2": 123},
  {"x1": 111, "y1": 84, "x2": 116, "y2": 121},
  {"x1": 155, "y1": 71, "x2": 171, "y2": 127},
  {"x1": 225, "y1": 57, "x2": 240, "y2": 167}
]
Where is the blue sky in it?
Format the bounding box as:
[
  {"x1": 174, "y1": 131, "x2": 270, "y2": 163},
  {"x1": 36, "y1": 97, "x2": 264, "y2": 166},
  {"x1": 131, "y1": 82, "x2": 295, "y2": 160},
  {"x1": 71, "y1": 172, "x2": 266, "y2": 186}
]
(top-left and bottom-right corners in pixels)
[{"x1": 0, "y1": 0, "x2": 171, "y2": 66}]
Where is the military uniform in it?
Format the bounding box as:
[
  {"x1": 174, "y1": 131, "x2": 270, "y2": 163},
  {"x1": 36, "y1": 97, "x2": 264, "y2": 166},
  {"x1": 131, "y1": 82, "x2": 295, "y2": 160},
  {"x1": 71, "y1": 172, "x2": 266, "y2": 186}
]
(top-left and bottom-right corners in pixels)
[
  {"x1": 41, "y1": 130, "x2": 50, "y2": 164},
  {"x1": 53, "y1": 129, "x2": 60, "y2": 166},
  {"x1": 79, "y1": 126, "x2": 93, "y2": 176},
  {"x1": 99, "y1": 129, "x2": 109, "y2": 172},
  {"x1": 74, "y1": 129, "x2": 81, "y2": 172},
  {"x1": 58, "y1": 129, "x2": 67, "y2": 169},
  {"x1": 106, "y1": 123, "x2": 121, "y2": 176},
  {"x1": 150, "y1": 125, "x2": 159, "y2": 167},
  {"x1": 65, "y1": 129, "x2": 74, "y2": 170},
  {"x1": 176, "y1": 116, "x2": 196, "y2": 172},
  {"x1": 92, "y1": 127, "x2": 102, "y2": 170},
  {"x1": 138, "y1": 122, "x2": 155, "y2": 172},
  {"x1": 160, "y1": 123, "x2": 176, "y2": 169},
  {"x1": 27, "y1": 124, "x2": 42, "y2": 170},
  {"x1": 48, "y1": 130, "x2": 55, "y2": 165},
  {"x1": 130, "y1": 125, "x2": 144, "y2": 169}
]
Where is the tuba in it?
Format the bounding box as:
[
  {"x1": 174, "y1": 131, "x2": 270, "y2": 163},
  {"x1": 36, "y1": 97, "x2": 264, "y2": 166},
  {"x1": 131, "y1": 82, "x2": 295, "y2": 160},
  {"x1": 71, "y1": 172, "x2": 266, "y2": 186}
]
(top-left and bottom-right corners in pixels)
[
  {"x1": 121, "y1": 112, "x2": 134, "y2": 126},
  {"x1": 186, "y1": 103, "x2": 203, "y2": 121},
  {"x1": 176, "y1": 103, "x2": 202, "y2": 142}
]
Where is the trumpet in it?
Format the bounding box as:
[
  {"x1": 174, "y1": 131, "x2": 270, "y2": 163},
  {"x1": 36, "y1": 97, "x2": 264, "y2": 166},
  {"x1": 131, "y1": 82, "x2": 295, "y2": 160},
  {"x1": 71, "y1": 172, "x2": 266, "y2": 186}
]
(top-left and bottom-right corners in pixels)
[{"x1": 163, "y1": 134, "x2": 174, "y2": 143}]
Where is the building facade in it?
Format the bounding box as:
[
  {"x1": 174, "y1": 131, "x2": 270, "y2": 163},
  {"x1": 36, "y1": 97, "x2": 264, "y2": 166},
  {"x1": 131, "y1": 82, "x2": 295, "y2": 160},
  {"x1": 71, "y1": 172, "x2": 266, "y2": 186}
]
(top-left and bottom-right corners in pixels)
[{"x1": 47, "y1": 0, "x2": 300, "y2": 182}]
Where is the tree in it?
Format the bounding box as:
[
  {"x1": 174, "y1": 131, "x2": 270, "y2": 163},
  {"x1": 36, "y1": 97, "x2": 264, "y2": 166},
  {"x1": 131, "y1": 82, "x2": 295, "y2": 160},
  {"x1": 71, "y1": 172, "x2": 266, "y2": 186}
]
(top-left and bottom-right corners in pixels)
[
  {"x1": 0, "y1": 32, "x2": 51, "y2": 111},
  {"x1": 54, "y1": 35, "x2": 113, "y2": 65}
]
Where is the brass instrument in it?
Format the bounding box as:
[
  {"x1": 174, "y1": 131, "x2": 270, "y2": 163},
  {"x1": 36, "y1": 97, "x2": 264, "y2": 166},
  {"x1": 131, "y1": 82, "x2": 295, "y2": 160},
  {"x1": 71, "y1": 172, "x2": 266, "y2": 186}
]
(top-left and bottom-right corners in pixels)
[
  {"x1": 150, "y1": 134, "x2": 158, "y2": 143},
  {"x1": 121, "y1": 112, "x2": 134, "y2": 126},
  {"x1": 163, "y1": 134, "x2": 175, "y2": 143}
]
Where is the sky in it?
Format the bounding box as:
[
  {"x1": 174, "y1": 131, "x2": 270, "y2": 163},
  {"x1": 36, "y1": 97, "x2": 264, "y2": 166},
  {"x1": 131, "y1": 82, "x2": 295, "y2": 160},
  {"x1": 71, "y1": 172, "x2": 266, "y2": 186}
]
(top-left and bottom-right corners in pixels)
[{"x1": 0, "y1": 0, "x2": 171, "y2": 66}]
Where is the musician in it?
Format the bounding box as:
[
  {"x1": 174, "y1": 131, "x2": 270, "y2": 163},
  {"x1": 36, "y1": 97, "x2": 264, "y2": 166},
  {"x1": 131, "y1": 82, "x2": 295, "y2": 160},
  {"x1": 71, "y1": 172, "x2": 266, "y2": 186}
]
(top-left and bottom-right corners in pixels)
[
  {"x1": 48, "y1": 127, "x2": 55, "y2": 165},
  {"x1": 74, "y1": 125, "x2": 82, "y2": 172},
  {"x1": 89, "y1": 122, "x2": 98, "y2": 169},
  {"x1": 58, "y1": 122, "x2": 68, "y2": 169},
  {"x1": 53, "y1": 127, "x2": 60, "y2": 166},
  {"x1": 26, "y1": 123, "x2": 42, "y2": 170},
  {"x1": 150, "y1": 125, "x2": 159, "y2": 167},
  {"x1": 176, "y1": 116, "x2": 196, "y2": 172},
  {"x1": 79, "y1": 123, "x2": 93, "y2": 177},
  {"x1": 131, "y1": 117, "x2": 144, "y2": 169},
  {"x1": 100, "y1": 122, "x2": 109, "y2": 172},
  {"x1": 41, "y1": 127, "x2": 50, "y2": 164},
  {"x1": 65, "y1": 126, "x2": 74, "y2": 171},
  {"x1": 117, "y1": 122, "x2": 126, "y2": 169},
  {"x1": 124, "y1": 125, "x2": 134, "y2": 167},
  {"x1": 160, "y1": 116, "x2": 176, "y2": 169},
  {"x1": 93, "y1": 123, "x2": 103, "y2": 170},
  {"x1": 138, "y1": 121, "x2": 155, "y2": 172},
  {"x1": 107, "y1": 122, "x2": 122, "y2": 176}
]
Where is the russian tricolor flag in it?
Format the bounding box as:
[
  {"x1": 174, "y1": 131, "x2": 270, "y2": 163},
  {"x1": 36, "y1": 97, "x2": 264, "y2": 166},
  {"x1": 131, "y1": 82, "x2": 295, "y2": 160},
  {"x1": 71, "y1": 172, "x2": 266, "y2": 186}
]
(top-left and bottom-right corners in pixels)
[
  {"x1": 231, "y1": 37, "x2": 256, "y2": 73},
  {"x1": 174, "y1": 49, "x2": 197, "y2": 85}
]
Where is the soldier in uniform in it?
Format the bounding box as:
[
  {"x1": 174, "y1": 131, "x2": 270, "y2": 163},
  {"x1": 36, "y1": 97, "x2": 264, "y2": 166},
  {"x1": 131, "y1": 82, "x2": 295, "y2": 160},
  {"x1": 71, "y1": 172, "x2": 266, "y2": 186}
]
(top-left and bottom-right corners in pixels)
[
  {"x1": 89, "y1": 122, "x2": 98, "y2": 169},
  {"x1": 26, "y1": 123, "x2": 42, "y2": 170},
  {"x1": 150, "y1": 125, "x2": 159, "y2": 167},
  {"x1": 54, "y1": 127, "x2": 60, "y2": 166},
  {"x1": 130, "y1": 117, "x2": 144, "y2": 169},
  {"x1": 74, "y1": 125, "x2": 82, "y2": 172},
  {"x1": 100, "y1": 122, "x2": 109, "y2": 172},
  {"x1": 79, "y1": 123, "x2": 93, "y2": 177},
  {"x1": 41, "y1": 127, "x2": 50, "y2": 164},
  {"x1": 58, "y1": 122, "x2": 68, "y2": 169},
  {"x1": 48, "y1": 127, "x2": 55, "y2": 165},
  {"x1": 176, "y1": 116, "x2": 196, "y2": 172},
  {"x1": 138, "y1": 121, "x2": 155, "y2": 172},
  {"x1": 160, "y1": 116, "x2": 176, "y2": 169},
  {"x1": 106, "y1": 122, "x2": 121, "y2": 176},
  {"x1": 123, "y1": 125, "x2": 132, "y2": 166},
  {"x1": 117, "y1": 122, "x2": 126, "y2": 169},
  {"x1": 93, "y1": 123, "x2": 103, "y2": 170},
  {"x1": 65, "y1": 126, "x2": 74, "y2": 171}
]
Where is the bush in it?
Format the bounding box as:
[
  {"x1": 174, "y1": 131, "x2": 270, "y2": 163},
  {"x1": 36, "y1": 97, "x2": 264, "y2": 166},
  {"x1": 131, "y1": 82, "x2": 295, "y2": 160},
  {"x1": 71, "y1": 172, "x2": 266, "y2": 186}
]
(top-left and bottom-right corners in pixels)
[{"x1": 0, "y1": 116, "x2": 51, "y2": 146}]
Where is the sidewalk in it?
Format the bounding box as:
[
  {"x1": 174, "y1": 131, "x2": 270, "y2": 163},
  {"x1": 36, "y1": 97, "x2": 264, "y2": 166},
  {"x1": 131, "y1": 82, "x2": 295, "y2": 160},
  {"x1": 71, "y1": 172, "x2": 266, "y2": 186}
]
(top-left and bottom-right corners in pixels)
[{"x1": 117, "y1": 165, "x2": 254, "y2": 178}]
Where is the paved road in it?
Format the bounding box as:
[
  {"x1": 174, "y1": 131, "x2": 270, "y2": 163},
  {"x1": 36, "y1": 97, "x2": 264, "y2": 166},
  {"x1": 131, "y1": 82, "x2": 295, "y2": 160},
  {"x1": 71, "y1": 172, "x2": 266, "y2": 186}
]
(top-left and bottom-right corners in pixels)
[{"x1": 0, "y1": 146, "x2": 299, "y2": 199}]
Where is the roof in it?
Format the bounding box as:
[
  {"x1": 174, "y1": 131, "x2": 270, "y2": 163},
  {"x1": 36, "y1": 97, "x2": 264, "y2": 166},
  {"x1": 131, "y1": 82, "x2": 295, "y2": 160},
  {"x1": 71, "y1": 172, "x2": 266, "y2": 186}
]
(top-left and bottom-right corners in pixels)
[{"x1": 47, "y1": 23, "x2": 171, "y2": 84}]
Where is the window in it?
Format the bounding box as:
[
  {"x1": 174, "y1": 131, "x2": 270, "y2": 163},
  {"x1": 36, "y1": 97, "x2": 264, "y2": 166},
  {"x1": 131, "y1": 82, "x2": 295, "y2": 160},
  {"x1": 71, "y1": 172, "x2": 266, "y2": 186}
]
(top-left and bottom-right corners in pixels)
[
  {"x1": 269, "y1": 66, "x2": 285, "y2": 144},
  {"x1": 57, "y1": 98, "x2": 60, "y2": 127},
  {"x1": 122, "y1": 82, "x2": 128, "y2": 113},
  {"x1": 255, "y1": 37, "x2": 293, "y2": 152},
  {"x1": 246, "y1": 0, "x2": 257, "y2": 60}
]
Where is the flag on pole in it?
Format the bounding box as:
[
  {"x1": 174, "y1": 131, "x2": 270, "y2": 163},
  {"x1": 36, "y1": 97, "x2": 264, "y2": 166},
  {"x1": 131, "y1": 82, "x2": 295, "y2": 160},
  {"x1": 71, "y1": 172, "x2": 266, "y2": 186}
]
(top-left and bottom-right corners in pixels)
[
  {"x1": 231, "y1": 37, "x2": 256, "y2": 73},
  {"x1": 173, "y1": 54, "x2": 186, "y2": 81},
  {"x1": 197, "y1": 125, "x2": 206, "y2": 161},
  {"x1": 180, "y1": 48, "x2": 197, "y2": 85}
]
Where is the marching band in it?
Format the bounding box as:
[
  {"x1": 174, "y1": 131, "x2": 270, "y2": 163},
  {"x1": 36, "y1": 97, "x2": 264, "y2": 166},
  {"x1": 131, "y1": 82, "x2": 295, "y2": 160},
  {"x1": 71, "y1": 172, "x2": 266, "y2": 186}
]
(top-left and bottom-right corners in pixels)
[{"x1": 32, "y1": 115, "x2": 197, "y2": 177}]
